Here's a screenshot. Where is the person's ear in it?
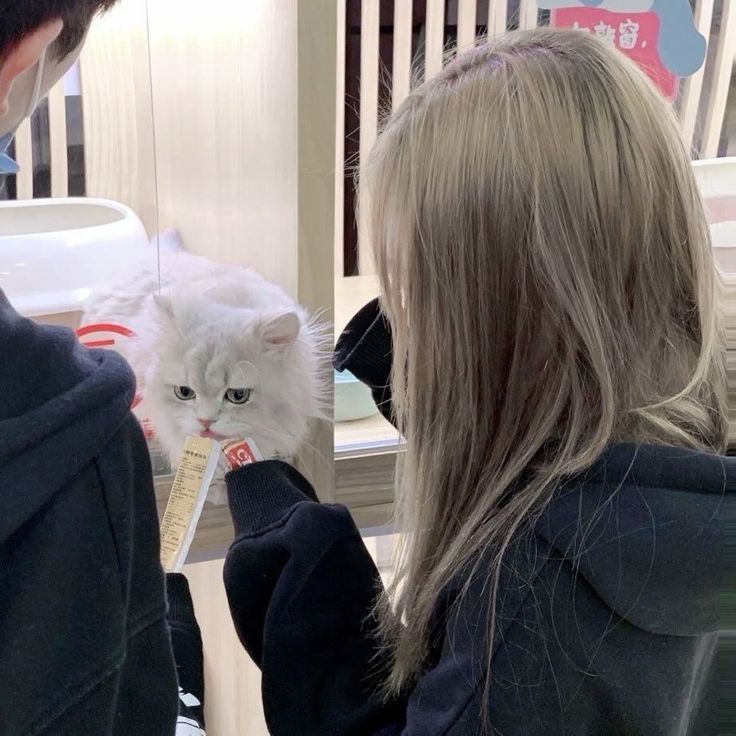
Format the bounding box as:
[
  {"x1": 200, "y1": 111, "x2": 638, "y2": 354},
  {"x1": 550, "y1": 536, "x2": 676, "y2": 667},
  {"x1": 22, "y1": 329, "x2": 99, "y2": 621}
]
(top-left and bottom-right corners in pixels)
[{"x1": 0, "y1": 19, "x2": 63, "y2": 117}]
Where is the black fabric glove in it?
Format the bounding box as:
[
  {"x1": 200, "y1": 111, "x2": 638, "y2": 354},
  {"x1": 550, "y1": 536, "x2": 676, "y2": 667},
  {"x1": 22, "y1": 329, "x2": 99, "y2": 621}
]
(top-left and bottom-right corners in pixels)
[
  {"x1": 166, "y1": 573, "x2": 206, "y2": 734},
  {"x1": 333, "y1": 298, "x2": 396, "y2": 426}
]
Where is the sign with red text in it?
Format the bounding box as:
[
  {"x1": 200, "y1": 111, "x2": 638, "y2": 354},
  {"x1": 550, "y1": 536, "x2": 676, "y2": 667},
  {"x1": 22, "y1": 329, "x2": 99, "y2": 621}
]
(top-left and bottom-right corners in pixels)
[
  {"x1": 544, "y1": 0, "x2": 708, "y2": 102},
  {"x1": 551, "y1": 9, "x2": 677, "y2": 99}
]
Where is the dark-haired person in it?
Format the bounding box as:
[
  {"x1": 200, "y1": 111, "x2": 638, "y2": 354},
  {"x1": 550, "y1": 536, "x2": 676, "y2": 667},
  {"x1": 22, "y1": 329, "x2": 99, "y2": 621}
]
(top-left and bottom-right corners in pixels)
[
  {"x1": 0, "y1": 4, "x2": 186, "y2": 734},
  {"x1": 0, "y1": 1, "x2": 118, "y2": 169}
]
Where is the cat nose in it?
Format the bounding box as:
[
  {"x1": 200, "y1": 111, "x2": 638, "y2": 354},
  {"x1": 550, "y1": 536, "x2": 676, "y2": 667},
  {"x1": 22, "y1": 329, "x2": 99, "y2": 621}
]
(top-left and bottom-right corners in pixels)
[{"x1": 197, "y1": 418, "x2": 214, "y2": 429}]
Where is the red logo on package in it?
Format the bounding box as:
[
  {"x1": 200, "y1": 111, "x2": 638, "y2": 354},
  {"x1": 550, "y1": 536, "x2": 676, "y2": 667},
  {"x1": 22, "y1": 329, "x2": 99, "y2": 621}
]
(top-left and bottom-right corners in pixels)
[
  {"x1": 75, "y1": 323, "x2": 152, "y2": 437},
  {"x1": 222, "y1": 439, "x2": 262, "y2": 470},
  {"x1": 551, "y1": 9, "x2": 678, "y2": 100}
]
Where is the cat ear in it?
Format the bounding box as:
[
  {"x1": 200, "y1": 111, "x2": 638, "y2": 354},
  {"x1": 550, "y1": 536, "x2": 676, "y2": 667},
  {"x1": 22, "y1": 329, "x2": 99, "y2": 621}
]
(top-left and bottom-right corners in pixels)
[
  {"x1": 150, "y1": 229, "x2": 183, "y2": 251},
  {"x1": 262, "y1": 312, "x2": 300, "y2": 352}
]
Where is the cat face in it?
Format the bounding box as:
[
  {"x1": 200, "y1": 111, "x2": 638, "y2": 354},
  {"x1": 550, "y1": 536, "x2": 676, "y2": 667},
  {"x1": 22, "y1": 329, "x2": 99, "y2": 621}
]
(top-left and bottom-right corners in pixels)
[{"x1": 143, "y1": 293, "x2": 319, "y2": 464}]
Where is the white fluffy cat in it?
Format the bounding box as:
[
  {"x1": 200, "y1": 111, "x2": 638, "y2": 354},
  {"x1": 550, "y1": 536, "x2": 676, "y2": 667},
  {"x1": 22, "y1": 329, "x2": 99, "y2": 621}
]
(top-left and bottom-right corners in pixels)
[{"x1": 83, "y1": 231, "x2": 326, "y2": 501}]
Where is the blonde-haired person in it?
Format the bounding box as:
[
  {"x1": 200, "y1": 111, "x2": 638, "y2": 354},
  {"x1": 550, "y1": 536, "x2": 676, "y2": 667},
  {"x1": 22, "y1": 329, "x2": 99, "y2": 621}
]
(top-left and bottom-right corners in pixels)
[{"x1": 220, "y1": 28, "x2": 732, "y2": 734}]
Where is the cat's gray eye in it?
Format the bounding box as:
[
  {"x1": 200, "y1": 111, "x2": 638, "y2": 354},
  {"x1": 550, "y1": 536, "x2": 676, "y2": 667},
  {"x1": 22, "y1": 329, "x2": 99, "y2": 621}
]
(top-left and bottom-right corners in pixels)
[
  {"x1": 174, "y1": 386, "x2": 197, "y2": 401},
  {"x1": 225, "y1": 388, "x2": 251, "y2": 405}
]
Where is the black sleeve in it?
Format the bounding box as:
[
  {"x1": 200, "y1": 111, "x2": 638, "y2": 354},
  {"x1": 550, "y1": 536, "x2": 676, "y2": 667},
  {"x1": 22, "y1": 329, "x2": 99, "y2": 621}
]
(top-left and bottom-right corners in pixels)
[
  {"x1": 166, "y1": 574, "x2": 206, "y2": 733},
  {"x1": 96, "y1": 416, "x2": 181, "y2": 736},
  {"x1": 334, "y1": 298, "x2": 395, "y2": 426},
  {"x1": 222, "y1": 461, "x2": 406, "y2": 736}
]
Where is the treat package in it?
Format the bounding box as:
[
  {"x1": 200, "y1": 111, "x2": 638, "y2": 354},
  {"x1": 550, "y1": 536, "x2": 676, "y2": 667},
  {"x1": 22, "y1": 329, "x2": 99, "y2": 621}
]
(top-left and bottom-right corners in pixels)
[
  {"x1": 219, "y1": 437, "x2": 264, "y2": 472},
  {"x1": 160, "y1": 435, "x2": 263, "y2": 572}
]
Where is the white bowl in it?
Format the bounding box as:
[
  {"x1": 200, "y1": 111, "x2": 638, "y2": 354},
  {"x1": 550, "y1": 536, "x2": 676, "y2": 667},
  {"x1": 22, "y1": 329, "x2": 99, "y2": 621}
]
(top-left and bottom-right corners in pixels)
[
  {"x1": 335, "y1": 369, "x2": 379, "y2": 422},
  {"x1": 0, "y1": 197, "x2": 150, "y2": 322}
]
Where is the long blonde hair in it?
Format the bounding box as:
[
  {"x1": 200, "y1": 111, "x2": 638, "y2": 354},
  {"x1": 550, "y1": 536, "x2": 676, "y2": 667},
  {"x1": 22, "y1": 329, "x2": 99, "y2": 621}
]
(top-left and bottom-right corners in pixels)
[{"x1": 364, "y1": 28, "x2": 727, "y2": 702}]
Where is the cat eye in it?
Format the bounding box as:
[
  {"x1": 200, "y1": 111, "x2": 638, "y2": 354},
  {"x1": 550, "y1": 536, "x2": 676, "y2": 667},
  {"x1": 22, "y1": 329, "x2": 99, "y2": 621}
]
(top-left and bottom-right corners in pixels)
[
  {"x1": 225, "y1": 388, "x2": 252, "y2": 405},
  {"x1": 174, "y1": 386, "x2": 197, "y2": 401}
]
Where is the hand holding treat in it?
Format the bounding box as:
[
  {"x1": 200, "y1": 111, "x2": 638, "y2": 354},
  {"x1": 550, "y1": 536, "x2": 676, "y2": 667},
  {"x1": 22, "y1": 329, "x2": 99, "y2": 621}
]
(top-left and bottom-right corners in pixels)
[{"x1": 160, "y1": 436, "x2": 263, "y2": 573}]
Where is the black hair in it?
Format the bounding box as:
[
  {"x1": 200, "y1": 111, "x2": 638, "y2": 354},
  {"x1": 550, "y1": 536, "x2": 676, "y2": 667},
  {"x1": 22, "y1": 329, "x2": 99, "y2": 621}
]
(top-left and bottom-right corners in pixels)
[{"x1": 0, "y1": 0, "x2": 119, "y2": 61}]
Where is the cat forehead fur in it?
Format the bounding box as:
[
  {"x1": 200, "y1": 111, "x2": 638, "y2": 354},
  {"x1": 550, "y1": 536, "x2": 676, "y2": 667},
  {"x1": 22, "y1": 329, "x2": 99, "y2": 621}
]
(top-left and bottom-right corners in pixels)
[{"x1": 153, "y1": 293, "x2": 288, "y2": 395}]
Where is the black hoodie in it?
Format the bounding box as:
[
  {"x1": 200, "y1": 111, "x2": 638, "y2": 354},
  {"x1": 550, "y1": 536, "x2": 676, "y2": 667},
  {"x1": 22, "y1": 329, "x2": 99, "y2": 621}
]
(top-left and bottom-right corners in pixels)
[
  {"x1": 213, "y1": 298, "x2": 733, "y2": 735},
  {"x1": 0, "y1": 292, "x2": 177, "y2": 735}
]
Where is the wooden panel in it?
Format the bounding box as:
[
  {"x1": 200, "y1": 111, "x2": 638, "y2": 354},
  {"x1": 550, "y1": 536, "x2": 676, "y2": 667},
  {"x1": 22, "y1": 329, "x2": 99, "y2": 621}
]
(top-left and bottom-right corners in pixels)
[
  {"x1": 145, "y1": 1, "x2": 299, "y2": 295},
  {"x1": 335, "y1": 0, "x2": 346, "y2": 278},
  {"x1": 393, "y1": 0, "x2": 413, "y2": 111},
  {"x1": 518, "y1": 0, "x2": 538, "y2": 30},
  {"x1": 488, "y1": 0, "x2": 508, "y2": 36},
  {"x1": 679, "y1": 0, "x2": 715, "y2": 150},
  {"x1": 14, "y1": 118, "x2": 33, "y2": 200},
  {"x1": 47, "y1": 82, "x2": 68, "y2": 198},
  {"x1": 184, "y1": 558, "x2": 269, "y2": 736},
  {"x1": 351, "y1": 501, "x2": 395, "y2": 530},
  {"x1": 425, "y1": 0, "x2": 446, "y2": 79},
  {"x1": 335, "y1": 447, "x2": 399, "y2": 530},
  {"x1": 297, "y1": 0, "x2": 338, "y2": 502},
  {"x1": 457, "y1": 0, "x2": 478, "y2": 52},
  {"x1": 358, "y1": 0, "x2": 380, "y2": 274},
  {"x1": 701, "y1": 1, "x2": 736, "y2": 158},
  {"x1": 79, "y1": 0, "x2": 157, "y2": 234}
]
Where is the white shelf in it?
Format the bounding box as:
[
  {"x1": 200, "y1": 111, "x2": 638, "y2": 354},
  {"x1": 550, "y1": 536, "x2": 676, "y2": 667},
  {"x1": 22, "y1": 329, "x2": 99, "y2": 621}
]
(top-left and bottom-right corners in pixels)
[{"x1": 335, "y1": 412, "x2": 402, "y2": 455}]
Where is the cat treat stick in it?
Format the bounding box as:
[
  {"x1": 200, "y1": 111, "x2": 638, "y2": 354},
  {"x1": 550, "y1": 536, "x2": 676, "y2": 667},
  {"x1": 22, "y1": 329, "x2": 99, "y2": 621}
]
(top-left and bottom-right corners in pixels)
[{"x1": 160, "y1": 435, "x2": 263, "y2": 572}]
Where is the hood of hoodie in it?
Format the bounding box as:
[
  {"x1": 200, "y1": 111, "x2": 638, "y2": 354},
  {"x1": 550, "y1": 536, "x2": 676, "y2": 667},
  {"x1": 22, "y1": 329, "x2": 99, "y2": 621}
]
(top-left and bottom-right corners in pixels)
[
  {"x1": 0, "y1": 291, "x2": 136, "y2": 543},
  {"x1": 535, "y1": 442, "x2": 730, "y2": 637},
  {"x1": 432, "y1": 441, "x2": 730, "y2": 682}
]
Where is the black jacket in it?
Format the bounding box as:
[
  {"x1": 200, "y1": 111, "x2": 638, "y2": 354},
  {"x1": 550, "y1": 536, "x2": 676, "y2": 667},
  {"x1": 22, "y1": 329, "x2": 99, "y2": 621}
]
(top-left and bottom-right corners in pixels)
[
  {"x1": 213, "y1": 299, "x2": 732, "y2": 735},
  {"x1": 0, "y1": 292, "x2": 178, "y2": 735}
]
